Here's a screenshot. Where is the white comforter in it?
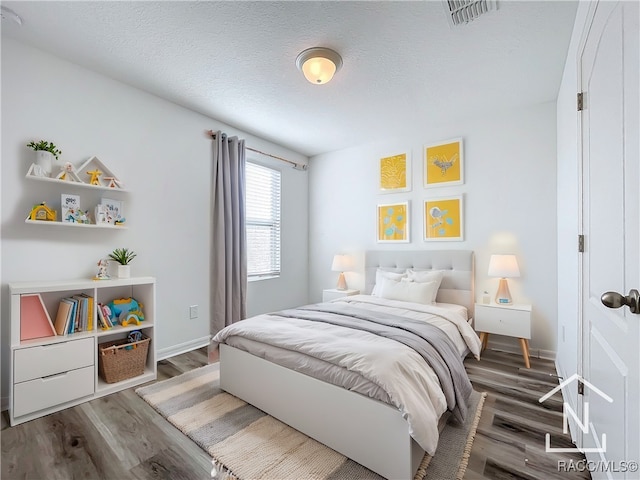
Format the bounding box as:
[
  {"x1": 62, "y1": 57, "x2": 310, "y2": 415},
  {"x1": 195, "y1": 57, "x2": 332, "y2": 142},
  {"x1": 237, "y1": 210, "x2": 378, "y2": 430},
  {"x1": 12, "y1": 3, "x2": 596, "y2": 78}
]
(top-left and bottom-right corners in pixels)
[{"x1": 212, "y1": 295, "x2": 482, "y2": 455}]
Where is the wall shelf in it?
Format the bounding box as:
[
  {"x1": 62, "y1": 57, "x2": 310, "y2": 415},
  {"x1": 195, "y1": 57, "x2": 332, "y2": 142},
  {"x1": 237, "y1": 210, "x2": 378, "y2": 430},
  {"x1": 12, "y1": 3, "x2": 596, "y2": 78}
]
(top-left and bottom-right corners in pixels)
[
  {"x1": 25, "y1": 171, "x2": 130, "y2": 193},
  {"x1": 24, "y1": 219, "x2": 128, "y2": 229}
]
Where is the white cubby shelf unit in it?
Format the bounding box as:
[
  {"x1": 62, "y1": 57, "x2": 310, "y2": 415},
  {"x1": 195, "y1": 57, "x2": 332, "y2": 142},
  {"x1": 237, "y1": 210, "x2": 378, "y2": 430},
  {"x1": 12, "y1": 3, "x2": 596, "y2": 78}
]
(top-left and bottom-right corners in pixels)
[{"x1": 8, "y1": 276, "x2": 157, "y2": 426}]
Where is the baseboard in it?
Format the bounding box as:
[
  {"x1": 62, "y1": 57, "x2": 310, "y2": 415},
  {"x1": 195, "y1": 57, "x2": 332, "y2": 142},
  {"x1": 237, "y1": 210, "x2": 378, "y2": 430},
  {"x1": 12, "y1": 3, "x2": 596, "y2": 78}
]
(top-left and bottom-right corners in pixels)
[
  {"x1": 486, "y1": 337, "x2": 556, "y2": 361},
  {"x1": 2, "y1": 396, "x2": 8, "y2": 412},
  {"x1": 156, "y1": 335, "x2": 211, "y2": 361}
]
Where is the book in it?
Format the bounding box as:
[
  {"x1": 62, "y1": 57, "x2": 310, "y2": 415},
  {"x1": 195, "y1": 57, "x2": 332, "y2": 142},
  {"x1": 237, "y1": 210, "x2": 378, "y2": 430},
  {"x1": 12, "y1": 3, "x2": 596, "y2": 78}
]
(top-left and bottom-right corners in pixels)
[
  {"x1": 20, "y1": 294, "x2": 56, "y2": 340},
  {"x1": 66, "y1": 297, "x2": 79, "y2": 334},
  {"x1": 100, "y1": 198, "x2": 123, "y2": 225},
  {"x1": 60, "y1": 298, "x2": 75, "y2": 335},
  {"x1": 53, "y1": 300, "x2": 72, "y2": 335},
  {"x1": 61, "y1": 194, "x2": 80, "y2": 223}
]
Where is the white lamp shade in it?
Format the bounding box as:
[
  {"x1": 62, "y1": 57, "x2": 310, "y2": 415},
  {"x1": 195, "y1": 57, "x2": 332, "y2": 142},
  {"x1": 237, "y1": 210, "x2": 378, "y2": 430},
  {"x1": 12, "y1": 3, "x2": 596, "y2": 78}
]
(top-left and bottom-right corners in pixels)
[
  {"x1": 331, "y1": 254, "x2": 352, "y2": 272},
  {"x1": 488, "y1": 254, "x2": 520, "y2": 278}
]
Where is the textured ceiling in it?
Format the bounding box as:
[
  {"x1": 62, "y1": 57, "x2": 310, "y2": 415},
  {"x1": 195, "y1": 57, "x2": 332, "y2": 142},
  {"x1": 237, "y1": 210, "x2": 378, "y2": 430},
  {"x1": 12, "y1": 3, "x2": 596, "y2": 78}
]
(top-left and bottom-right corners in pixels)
[{"x1": 1, "y1": 1, "x2": 578, "y2": 157}]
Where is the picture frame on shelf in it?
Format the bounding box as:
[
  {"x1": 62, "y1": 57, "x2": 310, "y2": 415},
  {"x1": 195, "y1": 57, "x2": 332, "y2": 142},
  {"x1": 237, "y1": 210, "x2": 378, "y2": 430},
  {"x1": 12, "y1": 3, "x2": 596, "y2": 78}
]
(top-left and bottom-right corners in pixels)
[
  {"x1": 379, "y1": 151, "x2": 411, "y2": 193},
  {"x1": 423, "y1": 138, "x2": 464, "y2": 188},
  {"x1": 376, "y1": 201, "x2": 410, "y2": 243},
  {"x1": 100, "y1": 198, "x2": 123, "y2": 225},
  {"x1": 423, "y1": 195, "x2": 464, "y2": 241},
  {"x1": 61, "y1": 194, "x2": 80, "y2": 223}
]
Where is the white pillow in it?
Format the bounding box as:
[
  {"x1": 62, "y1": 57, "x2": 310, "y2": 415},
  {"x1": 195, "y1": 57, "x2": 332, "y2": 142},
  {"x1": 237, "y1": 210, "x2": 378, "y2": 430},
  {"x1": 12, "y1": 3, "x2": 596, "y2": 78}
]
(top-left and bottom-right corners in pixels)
[
  {"x1": 405, "y1": 269, "x2": 445, "y2": 301},
  {"x1": 371, "y1": 269, "x2": 406, "y2": 296},
  {"x1": 377, "y1": 277, "x2": 439, "y2": 305},
  {"x1": 406, "y1": 269, "x2": 445, "y2": 284}
]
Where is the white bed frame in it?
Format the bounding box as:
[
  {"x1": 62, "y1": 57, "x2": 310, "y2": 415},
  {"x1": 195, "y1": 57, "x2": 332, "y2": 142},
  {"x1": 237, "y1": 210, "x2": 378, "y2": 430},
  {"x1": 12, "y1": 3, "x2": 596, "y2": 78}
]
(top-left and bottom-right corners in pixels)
[{"x1": 219, "y1": 250, "x2": 474, "y2": 480}]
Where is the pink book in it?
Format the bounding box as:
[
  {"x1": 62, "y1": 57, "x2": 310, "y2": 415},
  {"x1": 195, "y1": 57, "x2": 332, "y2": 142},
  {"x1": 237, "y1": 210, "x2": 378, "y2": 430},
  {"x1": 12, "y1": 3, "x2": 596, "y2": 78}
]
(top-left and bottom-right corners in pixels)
[{"x1": 20, "y1": 294, "x2": 56, "y2": 341}]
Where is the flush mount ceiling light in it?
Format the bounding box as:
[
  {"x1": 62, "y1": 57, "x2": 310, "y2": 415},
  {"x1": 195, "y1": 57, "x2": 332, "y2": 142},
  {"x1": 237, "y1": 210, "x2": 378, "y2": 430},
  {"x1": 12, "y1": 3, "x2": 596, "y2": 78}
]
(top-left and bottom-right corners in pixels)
[
  {"x1": 296, "y1": 47, "x2": 343, "y2": 85},
  {"x1": 1, "y1": 6, "x2": 23, "y2": 26}
]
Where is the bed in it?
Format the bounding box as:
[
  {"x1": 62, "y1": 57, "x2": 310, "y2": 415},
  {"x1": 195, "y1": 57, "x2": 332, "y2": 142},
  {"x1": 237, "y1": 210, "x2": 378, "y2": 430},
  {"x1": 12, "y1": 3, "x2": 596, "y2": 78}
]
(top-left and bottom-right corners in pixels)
[{"x1": 211, "y1": 250, "x2": 481, "y2": 479}]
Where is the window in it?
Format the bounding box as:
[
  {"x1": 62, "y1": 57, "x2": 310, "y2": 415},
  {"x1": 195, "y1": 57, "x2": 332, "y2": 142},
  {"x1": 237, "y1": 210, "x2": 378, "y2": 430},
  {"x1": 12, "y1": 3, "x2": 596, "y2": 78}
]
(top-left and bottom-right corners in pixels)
[{"x1": 246, "y1": 161, "x2": 281, "y2": 278}]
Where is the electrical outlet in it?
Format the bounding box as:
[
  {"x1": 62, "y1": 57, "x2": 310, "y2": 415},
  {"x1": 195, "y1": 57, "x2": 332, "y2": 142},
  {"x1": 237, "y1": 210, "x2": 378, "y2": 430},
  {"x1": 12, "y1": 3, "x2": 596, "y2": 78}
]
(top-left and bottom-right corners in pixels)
[{"x1": 189, "y1": 305, "x2": 199, "y2": 319}]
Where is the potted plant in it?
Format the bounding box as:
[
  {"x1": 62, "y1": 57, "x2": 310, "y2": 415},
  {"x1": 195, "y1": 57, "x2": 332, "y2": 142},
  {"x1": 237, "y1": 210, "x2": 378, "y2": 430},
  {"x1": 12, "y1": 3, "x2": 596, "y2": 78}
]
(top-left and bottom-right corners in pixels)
[
  {"x1": 27, "y1": 140, "x2": 62, "y2": 177},
  {"x1": 108, "y1": 248, "x2": 137, "y2": 279}
]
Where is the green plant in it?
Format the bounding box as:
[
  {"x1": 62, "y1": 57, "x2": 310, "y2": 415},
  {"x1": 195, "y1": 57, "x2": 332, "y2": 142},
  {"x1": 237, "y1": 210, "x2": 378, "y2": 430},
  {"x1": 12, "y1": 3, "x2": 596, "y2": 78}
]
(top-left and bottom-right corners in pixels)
[
  {"x1": 26, "y1": 140, "x2": 62, "y2": 161},
  {"x1": 108, "y1": 248, "x2": 137, "y2": 265}
]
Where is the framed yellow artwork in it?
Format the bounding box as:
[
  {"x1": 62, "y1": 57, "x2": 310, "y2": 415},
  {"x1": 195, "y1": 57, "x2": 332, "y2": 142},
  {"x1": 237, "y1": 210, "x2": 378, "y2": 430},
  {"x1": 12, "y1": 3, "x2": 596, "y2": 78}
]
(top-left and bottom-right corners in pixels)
[
  {"x1": 377, "y1": 201, "x2": 410, "y2": 243},
  {"x1": 424, "y1": 138, "x2": 463, "y2": 187},
  {"x1": 423, "y1": 195, "x2": 463, "y2": 241},
  {"x1": 379, "y1": 151, "x2": 411, "y2": 193}
]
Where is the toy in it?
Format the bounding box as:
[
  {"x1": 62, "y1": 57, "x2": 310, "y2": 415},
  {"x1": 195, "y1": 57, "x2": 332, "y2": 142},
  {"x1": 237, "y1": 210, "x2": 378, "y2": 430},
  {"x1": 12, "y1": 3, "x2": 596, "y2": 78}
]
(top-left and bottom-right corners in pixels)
[
  {"x1": 107, "y1": 297, "x2": 144, "y2": 326},
  {"x1": 125, "y1": 330, "x2": 143, "y2": 350},
  {"x1": 55, "y1": 162, "x2": 82, "y2": 182},
  {"x1": 86, "y1": 168, "x2": 103, "y2": 185},
  {"x1": 28, "y1": 202, "x2": 57, "y2": 221},
  {"x1": 93, "y1": 259, "x2": 110, "y2": 280}
]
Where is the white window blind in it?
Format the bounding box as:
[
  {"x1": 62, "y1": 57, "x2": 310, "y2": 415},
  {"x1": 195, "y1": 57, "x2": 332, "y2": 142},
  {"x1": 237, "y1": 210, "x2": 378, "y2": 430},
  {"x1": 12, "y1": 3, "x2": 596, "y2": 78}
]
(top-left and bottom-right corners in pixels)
[{"x1": 246, "y1": 162, "x2": 281, "y2": 278}]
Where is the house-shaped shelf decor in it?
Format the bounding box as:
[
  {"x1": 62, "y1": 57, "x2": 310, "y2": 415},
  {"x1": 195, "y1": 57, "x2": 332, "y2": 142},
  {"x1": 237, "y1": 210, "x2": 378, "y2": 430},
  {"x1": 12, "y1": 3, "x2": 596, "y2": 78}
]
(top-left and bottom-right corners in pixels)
[{"x1": 77, "y1": 156, "x2": 124, "y2": 189}]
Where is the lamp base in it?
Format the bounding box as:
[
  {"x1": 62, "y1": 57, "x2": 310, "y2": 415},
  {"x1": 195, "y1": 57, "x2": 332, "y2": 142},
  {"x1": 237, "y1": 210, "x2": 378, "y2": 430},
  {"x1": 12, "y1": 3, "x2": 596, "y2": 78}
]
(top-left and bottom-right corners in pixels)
[
  {"x1": 336, "y1": 272, "x2": 347, "y2": 291},
  {"x1": 495, "y1": 278, "x2": 513, "y2": 304}
]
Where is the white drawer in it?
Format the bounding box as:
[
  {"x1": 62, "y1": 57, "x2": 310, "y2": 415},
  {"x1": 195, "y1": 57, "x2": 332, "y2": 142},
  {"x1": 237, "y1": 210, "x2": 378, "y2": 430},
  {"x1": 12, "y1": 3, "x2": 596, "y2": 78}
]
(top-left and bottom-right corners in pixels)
[
  {"x1": 475, "y1": 305, "x2": 531, "y2": 339},
  {"x1": 14, "y1": 337, "x2": 94, "y2": 383},
  {"x1": 323, "y1": 289, "x2": 359, "y2": 302},
  {"x1": 13, "y1": 365, "x2": 94, "y2": 417}
]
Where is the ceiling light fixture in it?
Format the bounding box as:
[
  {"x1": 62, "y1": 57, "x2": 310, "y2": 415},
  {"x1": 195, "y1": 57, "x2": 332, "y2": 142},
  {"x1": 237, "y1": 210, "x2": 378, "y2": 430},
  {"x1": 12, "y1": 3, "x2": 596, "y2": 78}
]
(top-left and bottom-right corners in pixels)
[
  {"x1": 1, "y1": 6, "x2": 23, "y2": 26},
  {"x1": 296, "y1": 47, "x2": 342, "y2": 85}
]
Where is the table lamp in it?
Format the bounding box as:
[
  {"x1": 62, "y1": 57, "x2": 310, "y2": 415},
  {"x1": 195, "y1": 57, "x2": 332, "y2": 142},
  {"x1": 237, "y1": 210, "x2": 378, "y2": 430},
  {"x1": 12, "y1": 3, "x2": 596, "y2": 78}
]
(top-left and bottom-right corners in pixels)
[
  {"x1": 488, "y1": 254, "x2": 520, "y2": 304},
  {"x1": 331, "y1": 254, "x2": 352, "y2": 291}
]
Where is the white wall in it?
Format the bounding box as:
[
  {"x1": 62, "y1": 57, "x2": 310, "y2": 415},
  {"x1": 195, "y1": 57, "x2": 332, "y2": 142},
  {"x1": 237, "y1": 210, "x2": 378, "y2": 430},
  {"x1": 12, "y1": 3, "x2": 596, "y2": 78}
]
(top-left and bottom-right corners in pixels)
[
  {"x1": 1, "y1": 39, "x2": 309, "y2": 405},
  {"x1": 309, "y1": 102, "x2": 558, "y2": 355}
]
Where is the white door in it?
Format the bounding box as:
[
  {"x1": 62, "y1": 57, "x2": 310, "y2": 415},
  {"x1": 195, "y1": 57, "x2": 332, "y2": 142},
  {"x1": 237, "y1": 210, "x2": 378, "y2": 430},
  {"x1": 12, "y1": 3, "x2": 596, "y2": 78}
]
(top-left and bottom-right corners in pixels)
[{"x1": 580, "y1": 1, "x2": 639, "y2": 477}]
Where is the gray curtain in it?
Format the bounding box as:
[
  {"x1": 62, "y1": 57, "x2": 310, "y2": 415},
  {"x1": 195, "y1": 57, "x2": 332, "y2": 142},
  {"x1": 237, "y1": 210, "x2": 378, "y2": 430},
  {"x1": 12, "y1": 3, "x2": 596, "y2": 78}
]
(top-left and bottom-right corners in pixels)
[{"x1": 211, "y1": 131, "x2": 247, "y2": 334}]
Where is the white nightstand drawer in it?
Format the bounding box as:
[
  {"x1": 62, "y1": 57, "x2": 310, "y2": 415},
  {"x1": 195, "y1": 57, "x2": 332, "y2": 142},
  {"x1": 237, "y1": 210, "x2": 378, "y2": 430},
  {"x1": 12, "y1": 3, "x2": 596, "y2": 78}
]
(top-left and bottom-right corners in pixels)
[
  {"x1": 475, "y1": 304, "x2": 531, "y2": 339},
  {"x1": 14, "y1": 337, "x2": 94, "y2": 383},
  {"x1": 323, "y1": 289, "x2": 360, "y2": 302},
  {"x1": 13, "y1": 365, "x2": 94, "y2": 417}
]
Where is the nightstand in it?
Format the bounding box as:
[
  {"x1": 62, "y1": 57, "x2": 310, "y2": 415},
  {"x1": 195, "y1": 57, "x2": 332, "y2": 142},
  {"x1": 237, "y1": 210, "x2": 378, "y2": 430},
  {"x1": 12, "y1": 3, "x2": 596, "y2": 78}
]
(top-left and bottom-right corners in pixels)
[
  {"x1": 323, "y1": 289, "x2": 360, "y2": 302},
  {"x1": 474, "y1": 303, "x2": 532, "y2": 368}
]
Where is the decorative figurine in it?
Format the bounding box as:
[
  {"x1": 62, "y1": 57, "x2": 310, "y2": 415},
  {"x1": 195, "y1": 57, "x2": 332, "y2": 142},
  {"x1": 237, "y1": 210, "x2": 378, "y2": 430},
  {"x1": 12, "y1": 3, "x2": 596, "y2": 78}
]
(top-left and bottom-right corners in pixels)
[
  {"x1": 93, "y1": 259, "x2": 110, "y2": 280},
  {"x1": 55, "y1": 162, "x2": 82, "y2": 182},
  {"x1": 86, "y1": 168, "x2": 103, "y2": 185},
  {"x1": 28, "y1": 202, "x2": 57, "y2": 221}
]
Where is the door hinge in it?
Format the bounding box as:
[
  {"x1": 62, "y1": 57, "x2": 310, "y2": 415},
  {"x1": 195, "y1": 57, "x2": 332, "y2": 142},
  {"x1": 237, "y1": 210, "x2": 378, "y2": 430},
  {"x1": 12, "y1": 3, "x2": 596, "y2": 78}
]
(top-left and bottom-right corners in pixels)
[
  {"x1": 578, "y1": 234, "x2": 585, "y2": 252},
  {"x1": 578, "y1": 381, "x2": 584, "y2": 395},
  {"x1": 577, "y1": 92, "x2": 584, "y2": 111}
]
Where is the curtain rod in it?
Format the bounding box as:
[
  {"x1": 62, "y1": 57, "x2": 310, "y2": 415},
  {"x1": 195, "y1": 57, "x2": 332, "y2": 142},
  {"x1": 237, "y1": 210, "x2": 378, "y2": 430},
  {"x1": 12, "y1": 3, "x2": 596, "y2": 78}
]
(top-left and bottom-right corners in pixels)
[{"x1": 207, "y1": 130, "x2": 308, "y2": 171}]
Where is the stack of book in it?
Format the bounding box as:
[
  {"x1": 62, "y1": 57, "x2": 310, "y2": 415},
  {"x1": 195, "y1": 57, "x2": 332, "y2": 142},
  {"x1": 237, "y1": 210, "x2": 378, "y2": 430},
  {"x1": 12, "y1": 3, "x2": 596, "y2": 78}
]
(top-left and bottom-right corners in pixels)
[
  {"x1": 96, "y1": 303, "x2": 114, "y2": 330},
  {"x1": 53, "y1": 294, "x2": 94, "y2": 335}
]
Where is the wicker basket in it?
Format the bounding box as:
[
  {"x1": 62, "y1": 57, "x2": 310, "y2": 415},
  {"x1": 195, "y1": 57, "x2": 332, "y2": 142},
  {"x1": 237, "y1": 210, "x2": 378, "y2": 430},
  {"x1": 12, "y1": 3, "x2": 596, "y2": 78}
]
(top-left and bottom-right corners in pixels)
[{"x1": 98, "y1": 334, "x2": 150, "y2": 384}]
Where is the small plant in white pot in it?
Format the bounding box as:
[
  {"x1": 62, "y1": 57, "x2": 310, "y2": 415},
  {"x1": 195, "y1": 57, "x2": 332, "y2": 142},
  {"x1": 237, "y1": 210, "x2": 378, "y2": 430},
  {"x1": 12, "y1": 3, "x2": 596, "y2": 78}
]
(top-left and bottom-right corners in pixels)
[
  {"x1": 108, "y1": 248, "x2": 136, "y2": 278},
  {"x1": 26, "y1": 140, "x2": 62, "y2": 177}
]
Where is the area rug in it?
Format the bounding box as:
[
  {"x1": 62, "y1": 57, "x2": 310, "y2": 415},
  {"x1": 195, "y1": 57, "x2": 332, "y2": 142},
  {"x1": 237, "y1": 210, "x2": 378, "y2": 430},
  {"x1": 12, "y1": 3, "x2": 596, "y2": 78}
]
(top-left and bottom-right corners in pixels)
[{"x1": 136, "y1": 363, "x2": 486, "y2": 480}]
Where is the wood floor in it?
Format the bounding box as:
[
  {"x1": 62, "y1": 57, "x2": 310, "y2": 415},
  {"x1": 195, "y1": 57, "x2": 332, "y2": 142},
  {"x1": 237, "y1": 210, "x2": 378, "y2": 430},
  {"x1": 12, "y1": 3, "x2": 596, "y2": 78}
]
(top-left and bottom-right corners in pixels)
[{"x1": 1, "y1": 347, "x2": 590, "y2": 480}]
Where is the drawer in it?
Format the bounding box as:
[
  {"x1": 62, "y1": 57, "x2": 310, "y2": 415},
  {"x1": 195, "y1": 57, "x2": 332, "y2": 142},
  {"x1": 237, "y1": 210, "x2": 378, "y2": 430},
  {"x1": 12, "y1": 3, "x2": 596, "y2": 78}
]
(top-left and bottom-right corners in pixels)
[
  {"x1": 14, "y1": 337, "x2": 94, "y2": 383},
  {"x1": 13, "y1": 365, "x2": 94, "y2": 418},
  {"x1": 475, "y1": 306, "x2": 531, "y2": 339}
]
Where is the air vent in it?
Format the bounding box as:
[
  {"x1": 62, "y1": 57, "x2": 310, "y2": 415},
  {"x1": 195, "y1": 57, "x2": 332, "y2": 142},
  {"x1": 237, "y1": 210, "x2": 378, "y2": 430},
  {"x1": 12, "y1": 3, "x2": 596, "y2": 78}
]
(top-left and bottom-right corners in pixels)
[{"x1": 443, "y1": 0, "x2": 497, "y2": 27}]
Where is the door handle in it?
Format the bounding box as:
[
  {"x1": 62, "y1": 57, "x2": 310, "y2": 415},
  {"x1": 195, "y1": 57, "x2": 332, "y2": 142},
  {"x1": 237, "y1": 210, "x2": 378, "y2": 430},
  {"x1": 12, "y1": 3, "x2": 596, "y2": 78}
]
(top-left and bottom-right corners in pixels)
[{"x1": 601, "y1": 289, "x2": 640, "y2": 314}]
